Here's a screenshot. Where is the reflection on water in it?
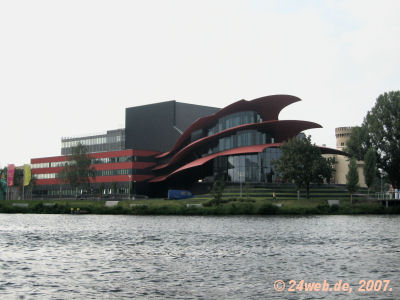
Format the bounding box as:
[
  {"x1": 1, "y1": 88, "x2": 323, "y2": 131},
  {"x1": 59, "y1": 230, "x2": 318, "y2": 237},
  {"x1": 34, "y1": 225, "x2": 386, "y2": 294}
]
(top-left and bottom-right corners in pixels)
[{"x1": 0, "y1": 214, "x2": 399, "y2": 299}]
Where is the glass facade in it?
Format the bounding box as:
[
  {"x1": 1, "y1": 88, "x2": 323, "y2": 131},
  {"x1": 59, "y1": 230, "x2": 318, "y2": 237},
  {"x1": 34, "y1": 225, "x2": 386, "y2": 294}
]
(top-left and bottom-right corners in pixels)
[
  {"x1": 213, "y1": 148, "x2": 282, "y2": 183},
  {"x1": 189, "y1": 111, "x2": 263, "y2": 143},
  {"x1": 61, "y1": 129, "x2": 125, "y2": 155},
  {"x1": 206, "y1": 130, "x2": 274, "y2": 155},
  {"x1": 207, "y1": 111, "x2": 262, "y2": 136}
]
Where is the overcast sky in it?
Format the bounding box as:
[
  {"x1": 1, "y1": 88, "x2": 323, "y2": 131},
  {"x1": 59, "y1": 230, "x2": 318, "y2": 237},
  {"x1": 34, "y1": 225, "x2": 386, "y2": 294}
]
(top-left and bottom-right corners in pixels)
[{"x1": 1, "y1": 0, "x2": 399, "y2": 167}]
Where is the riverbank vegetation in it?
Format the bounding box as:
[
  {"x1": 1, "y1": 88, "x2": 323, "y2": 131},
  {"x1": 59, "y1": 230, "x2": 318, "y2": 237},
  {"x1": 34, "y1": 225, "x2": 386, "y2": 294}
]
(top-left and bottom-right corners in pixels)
[{"x1": 1, "y1": 196, "x2": 399, "y2": 215}]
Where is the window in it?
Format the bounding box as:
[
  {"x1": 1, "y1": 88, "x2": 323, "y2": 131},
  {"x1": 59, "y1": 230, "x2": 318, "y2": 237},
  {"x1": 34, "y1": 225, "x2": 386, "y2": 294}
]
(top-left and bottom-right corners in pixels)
[{"x1": 207, "y1": 111, "x2": 262, "y2": 136}]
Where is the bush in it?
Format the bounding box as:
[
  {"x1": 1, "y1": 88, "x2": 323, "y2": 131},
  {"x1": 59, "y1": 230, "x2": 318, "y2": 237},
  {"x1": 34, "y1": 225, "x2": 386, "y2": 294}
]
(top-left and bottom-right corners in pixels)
[{"x1": 258, "y1": 203, "x2": 279, "y2": 215}]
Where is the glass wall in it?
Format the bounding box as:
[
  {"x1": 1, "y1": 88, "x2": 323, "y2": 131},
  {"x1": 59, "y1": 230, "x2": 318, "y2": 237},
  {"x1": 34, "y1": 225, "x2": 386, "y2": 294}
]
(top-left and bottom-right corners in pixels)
[
  {"x1": 206, "y1": 130, "x2": 274, "y2": 155},
  {"x1": 207, "y1": 111, "x2": 262, "y2": 136},
  {"x1": 61, "y1": 129, "x2": 125, "y2": 155},
  {"x1": 213, "y1": 147, "x2": 282, "y2": 183}
]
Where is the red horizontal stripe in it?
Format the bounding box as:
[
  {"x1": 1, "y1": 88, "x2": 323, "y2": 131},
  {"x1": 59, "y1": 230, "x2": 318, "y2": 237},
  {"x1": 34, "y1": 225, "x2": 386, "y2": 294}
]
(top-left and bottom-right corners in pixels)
[
  {"x1": 93, "y1": 162, "x2": 133, "y2": 170},
  {"x1": 132, "y1": 162, "x2": 156, "y2": 169}
]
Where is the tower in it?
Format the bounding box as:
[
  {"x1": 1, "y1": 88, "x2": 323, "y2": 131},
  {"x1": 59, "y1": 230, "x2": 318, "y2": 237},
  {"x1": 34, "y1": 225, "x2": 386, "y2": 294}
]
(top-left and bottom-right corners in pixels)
[{"x1": 335, "y1": 127, "x2": 353, "y2": 150}]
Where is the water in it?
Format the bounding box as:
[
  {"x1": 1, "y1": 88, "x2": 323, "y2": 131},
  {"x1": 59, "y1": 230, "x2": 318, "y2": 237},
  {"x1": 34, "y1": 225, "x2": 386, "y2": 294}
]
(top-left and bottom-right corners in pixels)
[{"x1": 0, "y1": 214, "x2": 399, "y2": 299}]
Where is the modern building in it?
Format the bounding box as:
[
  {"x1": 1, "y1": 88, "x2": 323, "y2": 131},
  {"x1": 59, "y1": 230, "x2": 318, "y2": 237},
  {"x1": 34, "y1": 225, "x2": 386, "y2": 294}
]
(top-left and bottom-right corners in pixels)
[
  {"x1": 31, "y1": 149, "x2": 159, "y2": 197},
  {"x1": 31, "y1": 101, "x2": 219, "y2": 197},
  {"x1": 149, "y1": 95, "x2": 344, "y2": 189},
  {"x1": 30, "y1": 95, "x2": 349, "y2": 197}
]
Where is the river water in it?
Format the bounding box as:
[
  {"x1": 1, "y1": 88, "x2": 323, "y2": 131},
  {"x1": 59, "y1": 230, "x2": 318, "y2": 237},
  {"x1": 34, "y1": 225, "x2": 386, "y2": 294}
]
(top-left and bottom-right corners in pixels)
[{"x1": 0, "y1": 214, "x2": 399, "y2": 299}]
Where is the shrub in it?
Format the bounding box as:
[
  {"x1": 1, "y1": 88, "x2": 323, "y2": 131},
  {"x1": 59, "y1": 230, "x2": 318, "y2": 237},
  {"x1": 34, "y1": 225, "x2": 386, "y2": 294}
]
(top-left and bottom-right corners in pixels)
[{"x1": 258, "y1": 203, "x2": 279, "y2": 215}]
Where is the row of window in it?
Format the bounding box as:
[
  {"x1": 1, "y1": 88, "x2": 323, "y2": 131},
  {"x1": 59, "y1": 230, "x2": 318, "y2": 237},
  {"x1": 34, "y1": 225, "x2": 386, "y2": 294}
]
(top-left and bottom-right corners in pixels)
[
  {"x1": 62, "y1": 137, "x2": 107, "y2": 148},
  {"x1": 61, "y1": 143, "x2": 125, "y2": 155},
  {"x1": 61, "y1": 135, "x2": 125, "y2": 148},
  {"x1": 35, "y1": 173, "x2": 57, "y2": 179},
  {"x1": 34, "y1": 168, "x2": 151, "y2": 179},
  {"x1": 32, "y1": 161, "x2": 74, "y2": 169},
  {"x1": 92, "y1": 156, "x2": 132, "y2": 164},
  {"x1": 32, "y1": 156, "x2": 135, "y2": 169},
  {"x1": 99, "y1": 169, "x2": 130, "y2": 176},
  {"x1": 32, "y1": 162, "x2": 52, "y2": 169},
  {"x1": 44, "y1": 188, "x2": 130, "y2": 196}
]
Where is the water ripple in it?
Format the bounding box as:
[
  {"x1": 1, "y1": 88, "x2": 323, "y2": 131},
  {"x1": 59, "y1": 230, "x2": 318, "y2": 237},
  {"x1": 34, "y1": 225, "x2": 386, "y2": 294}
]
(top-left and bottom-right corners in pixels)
[{"x1": 0, "y1": 215, "x2": 399, "y2": 299}]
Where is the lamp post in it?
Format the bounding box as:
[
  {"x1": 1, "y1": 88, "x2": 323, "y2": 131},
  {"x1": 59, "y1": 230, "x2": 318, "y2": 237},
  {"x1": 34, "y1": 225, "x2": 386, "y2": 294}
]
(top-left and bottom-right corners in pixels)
[
  {"x1": 239, "y1": 170, "x2": 244, "y2": 198},
  {"x1": 128, "y1": 175, "x2": 132, "y2": 199}
]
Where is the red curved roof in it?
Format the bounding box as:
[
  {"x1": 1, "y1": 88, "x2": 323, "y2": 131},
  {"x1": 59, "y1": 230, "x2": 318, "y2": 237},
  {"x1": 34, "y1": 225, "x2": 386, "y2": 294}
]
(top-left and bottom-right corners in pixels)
[
  {"x1": 320, "y1": 146, "x2": 350, "y2": 156},
  {"x1": 150, "y1": 144, "x2": 283, "y2": 182},
  {"x1": 157, "y1": 94, "x2": 300, "y2": 158},
  {"x1": 153, "y1": 120, "x2": 321, "y2": 171}
]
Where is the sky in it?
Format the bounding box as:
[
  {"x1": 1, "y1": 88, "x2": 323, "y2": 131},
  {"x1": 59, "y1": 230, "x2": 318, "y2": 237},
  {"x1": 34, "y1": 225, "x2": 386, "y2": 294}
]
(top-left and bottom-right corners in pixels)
[{"x1": 1, "y1": 0, "x2": 399, "y2": 168}]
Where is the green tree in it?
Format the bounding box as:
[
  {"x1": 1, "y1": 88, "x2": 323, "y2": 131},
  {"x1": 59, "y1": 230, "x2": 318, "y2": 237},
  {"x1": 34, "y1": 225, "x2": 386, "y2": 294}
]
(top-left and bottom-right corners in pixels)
[
  {"x1": 274, "y1": 136, "x2": 335, "y2": 199},
  {"x1": 346, "y1": 158, "x2": 359, "y2": 204},
  {"x1": 111, "y1": 181, "x2": 118, "y2": 196},
  {"x1": 345, "y1": 126, "x2": 370, "y2": 160},
  {"x1": 211, "y1": 176, "x2": 225, "y2": 205},
  {"x1": 363, "y1": 91, "x2": 400, "y2": 188},
  {"x1": 0, "y1": 167, "x2": 7, "y2": 199},
  {"x1": 99, "y1": 182, "x2": 105, "y2": 197},
  {"x1": 363, "y1": 148, "x2": 377, "y2": 195},
  {"x1": 13, "y1": 169, "x2": 24, "y2": 199},
  {"x1": 58, "y1": 143, "x2": 96, "y2": 195},
  {"x1": 348, "y1": 91, "x2": 400, "y2": 188}
]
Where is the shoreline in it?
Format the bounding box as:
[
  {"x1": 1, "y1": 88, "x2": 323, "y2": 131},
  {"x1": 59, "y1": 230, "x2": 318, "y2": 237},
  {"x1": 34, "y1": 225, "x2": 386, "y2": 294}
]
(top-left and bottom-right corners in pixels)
[{"x1": 1, "y1": 198, "x2": 399, "y2": 215}]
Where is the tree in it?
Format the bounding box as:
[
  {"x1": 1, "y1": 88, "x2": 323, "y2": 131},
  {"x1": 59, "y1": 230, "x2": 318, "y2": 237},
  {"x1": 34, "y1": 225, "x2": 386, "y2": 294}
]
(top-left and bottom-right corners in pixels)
[
  {"x1": 211, "y1": 176, "x2": 225, "y2": 205},
  {"x1": 0, "y1": 167, "x2": 7, "y2": 200},
  {"x1": 363, "y1": 148, "x2": 377, "y2": 195},
  {"x1": 348, "y1": 91, "x2": 400, "y2": 188},
  {"x1": 345, "y1": 126, "x2": 370, "y2": 160},
  {"x1": 111, "y1": 181, "x2": 118, "y2": 196},
  {"x1": 274, "y1": 135, "x2": 335, "y2": 199},
  {"x1": 99, "y1": 182, "x2": 105, "y2": 197},
  {"x1": 13, "y1": 169, "x2": 24, "y2": 199},
  {"x1": 346, "y1": 158, "x2": 359, "y2": 204},
  {"x1": 58, "y1": 143, "x2": 96, "y2": 195}
]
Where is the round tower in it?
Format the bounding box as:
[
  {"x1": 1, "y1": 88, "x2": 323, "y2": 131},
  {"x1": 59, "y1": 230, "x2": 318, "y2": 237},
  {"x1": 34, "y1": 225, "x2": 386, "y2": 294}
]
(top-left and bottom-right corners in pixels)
[{"x1": 335, "y1": 127, "x2": 353, "y2": 150}]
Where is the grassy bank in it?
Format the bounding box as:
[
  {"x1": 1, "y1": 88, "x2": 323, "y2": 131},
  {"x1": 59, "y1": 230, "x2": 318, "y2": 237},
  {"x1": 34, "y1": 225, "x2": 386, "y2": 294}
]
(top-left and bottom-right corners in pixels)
[{"x1": 1, "y1": 197, "x2": 399, "y2": 215}]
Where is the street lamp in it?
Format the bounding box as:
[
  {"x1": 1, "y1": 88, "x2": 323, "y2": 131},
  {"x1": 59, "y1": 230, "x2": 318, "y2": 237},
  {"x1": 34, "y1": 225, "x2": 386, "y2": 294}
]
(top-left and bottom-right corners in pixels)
[
  {"x1": 128, "y1": 175, "x2": 132, "y2": 198},
  {"x1": 239, "y1": 170, "x2": 244, "y2": 198}
]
